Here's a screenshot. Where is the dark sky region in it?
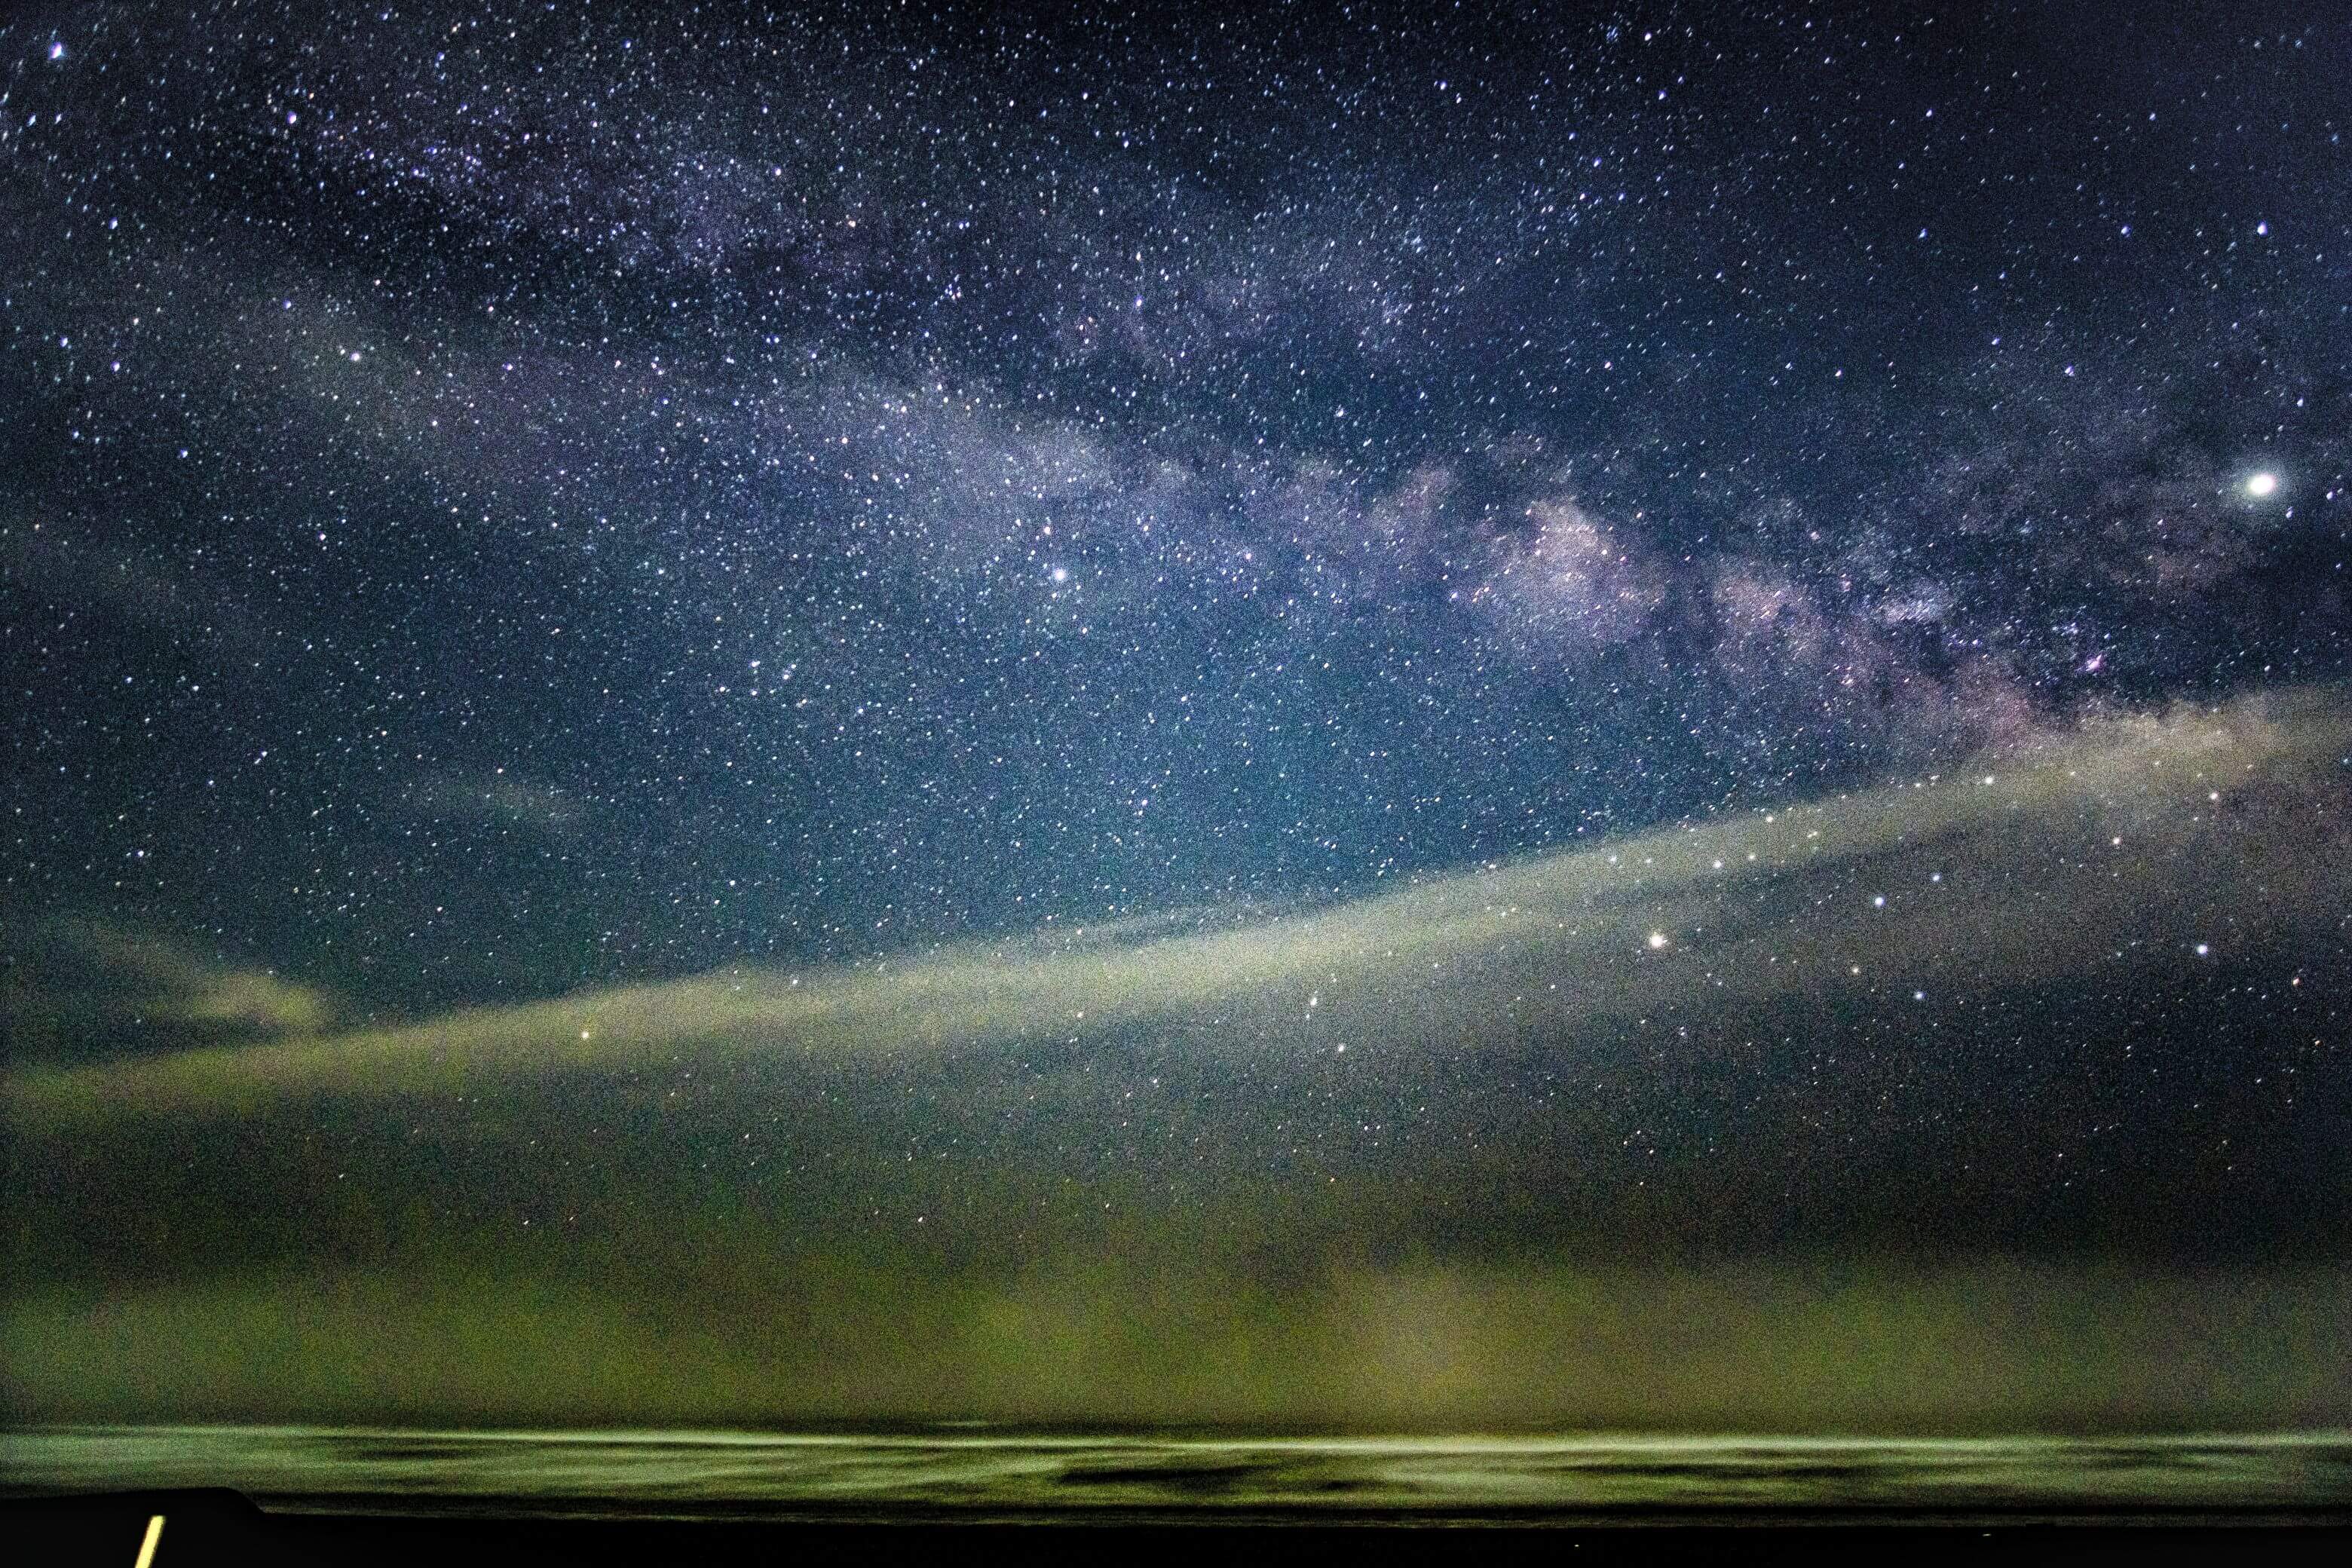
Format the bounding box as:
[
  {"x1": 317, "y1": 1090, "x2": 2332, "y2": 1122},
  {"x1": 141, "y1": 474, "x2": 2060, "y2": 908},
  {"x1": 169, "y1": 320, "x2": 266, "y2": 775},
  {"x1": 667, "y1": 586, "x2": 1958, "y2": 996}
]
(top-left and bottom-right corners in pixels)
[{"x1": 4, "y1": 1, "x2": 2351, "y2": 1433}]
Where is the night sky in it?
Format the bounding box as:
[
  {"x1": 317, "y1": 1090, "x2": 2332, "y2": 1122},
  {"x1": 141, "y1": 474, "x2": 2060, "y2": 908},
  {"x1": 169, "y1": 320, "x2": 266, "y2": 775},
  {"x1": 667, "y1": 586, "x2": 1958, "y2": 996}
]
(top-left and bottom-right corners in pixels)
[{"x1": 5, "y1": 1, "x2": 2352, "y2": 1432}]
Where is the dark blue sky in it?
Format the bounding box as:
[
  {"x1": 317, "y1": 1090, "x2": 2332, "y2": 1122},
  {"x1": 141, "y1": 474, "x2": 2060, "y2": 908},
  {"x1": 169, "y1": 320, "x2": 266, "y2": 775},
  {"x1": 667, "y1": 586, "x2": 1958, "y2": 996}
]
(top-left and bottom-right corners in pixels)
[
  {"x1": 8, "y1": 7, "x2": 2352, "y2": 1438},
  {"x1": 5, "y1": 0, "x2": 2347, "y2": 1017}
]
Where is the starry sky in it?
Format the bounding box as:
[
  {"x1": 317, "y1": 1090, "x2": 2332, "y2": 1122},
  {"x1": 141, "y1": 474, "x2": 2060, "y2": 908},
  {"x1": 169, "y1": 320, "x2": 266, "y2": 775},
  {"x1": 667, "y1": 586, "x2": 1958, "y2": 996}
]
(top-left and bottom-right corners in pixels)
[{"x1": 5, "y1": 1, "x2": 2352, "y2": 1432}]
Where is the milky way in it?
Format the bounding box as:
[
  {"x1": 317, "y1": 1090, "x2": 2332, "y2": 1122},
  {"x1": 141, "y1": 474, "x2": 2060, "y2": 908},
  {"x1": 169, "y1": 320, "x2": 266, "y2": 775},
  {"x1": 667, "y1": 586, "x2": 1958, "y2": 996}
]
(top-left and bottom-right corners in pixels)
[
  {"x1": 9, "y1": 0, "x2": 2348, "y2": 1004},
  {"x1": 5, "y1": 2, "x2": 2352, "y2": 1432}
]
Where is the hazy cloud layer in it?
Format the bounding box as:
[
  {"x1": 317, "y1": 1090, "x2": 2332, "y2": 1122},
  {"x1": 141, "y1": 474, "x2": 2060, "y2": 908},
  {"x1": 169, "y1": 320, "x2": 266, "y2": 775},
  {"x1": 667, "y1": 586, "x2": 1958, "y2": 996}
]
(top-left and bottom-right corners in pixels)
[
  {"x1": 13, "y1": 684, "x2": 2345, "y2": 1124},
  {"x1": 2, "y1": 922, "x2": 335, "y2": 1061}
]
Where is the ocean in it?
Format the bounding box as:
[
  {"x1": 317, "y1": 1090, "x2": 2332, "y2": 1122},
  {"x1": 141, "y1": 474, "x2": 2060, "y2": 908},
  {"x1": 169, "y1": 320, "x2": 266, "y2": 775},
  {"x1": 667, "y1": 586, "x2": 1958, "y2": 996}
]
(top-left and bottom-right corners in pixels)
[{"x1": 6, "y1": 1426, "x2": 2349, "y2": 1524}]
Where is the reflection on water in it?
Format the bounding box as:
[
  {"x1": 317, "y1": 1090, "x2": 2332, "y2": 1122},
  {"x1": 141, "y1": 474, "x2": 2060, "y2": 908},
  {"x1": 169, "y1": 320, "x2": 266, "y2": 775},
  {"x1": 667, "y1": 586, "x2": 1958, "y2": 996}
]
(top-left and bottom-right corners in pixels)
[{"x1": 5, "y1": 1426, "x2": 2350, "y2": 1521}]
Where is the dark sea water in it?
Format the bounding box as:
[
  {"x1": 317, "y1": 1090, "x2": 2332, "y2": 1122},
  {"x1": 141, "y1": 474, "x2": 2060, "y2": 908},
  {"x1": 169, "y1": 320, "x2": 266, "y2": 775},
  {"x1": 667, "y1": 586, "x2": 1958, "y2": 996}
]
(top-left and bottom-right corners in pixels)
[{"x1": 6, "y1": 1426, "x2": 2350, "y2": 1523}]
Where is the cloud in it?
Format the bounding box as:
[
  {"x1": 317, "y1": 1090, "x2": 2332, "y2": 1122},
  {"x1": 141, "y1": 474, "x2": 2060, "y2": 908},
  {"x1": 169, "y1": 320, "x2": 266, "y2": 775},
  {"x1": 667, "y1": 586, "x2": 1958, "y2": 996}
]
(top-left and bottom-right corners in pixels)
[
  {"x1": 0, "y1": 515, "x2": 268, "y2": 654},
  {"x1": 8, "y1": 1248, "x2": 2348, "y2": 1431},
  {"x1": 396, "y1": 769, "x2": 587, "y2": 841},
  {"x1": 1, "y1": 923, "x2": 335, "y2": 1059},
  {"x1": 9, "y1": 684, "x2": 2347, "y2": 1125}
]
